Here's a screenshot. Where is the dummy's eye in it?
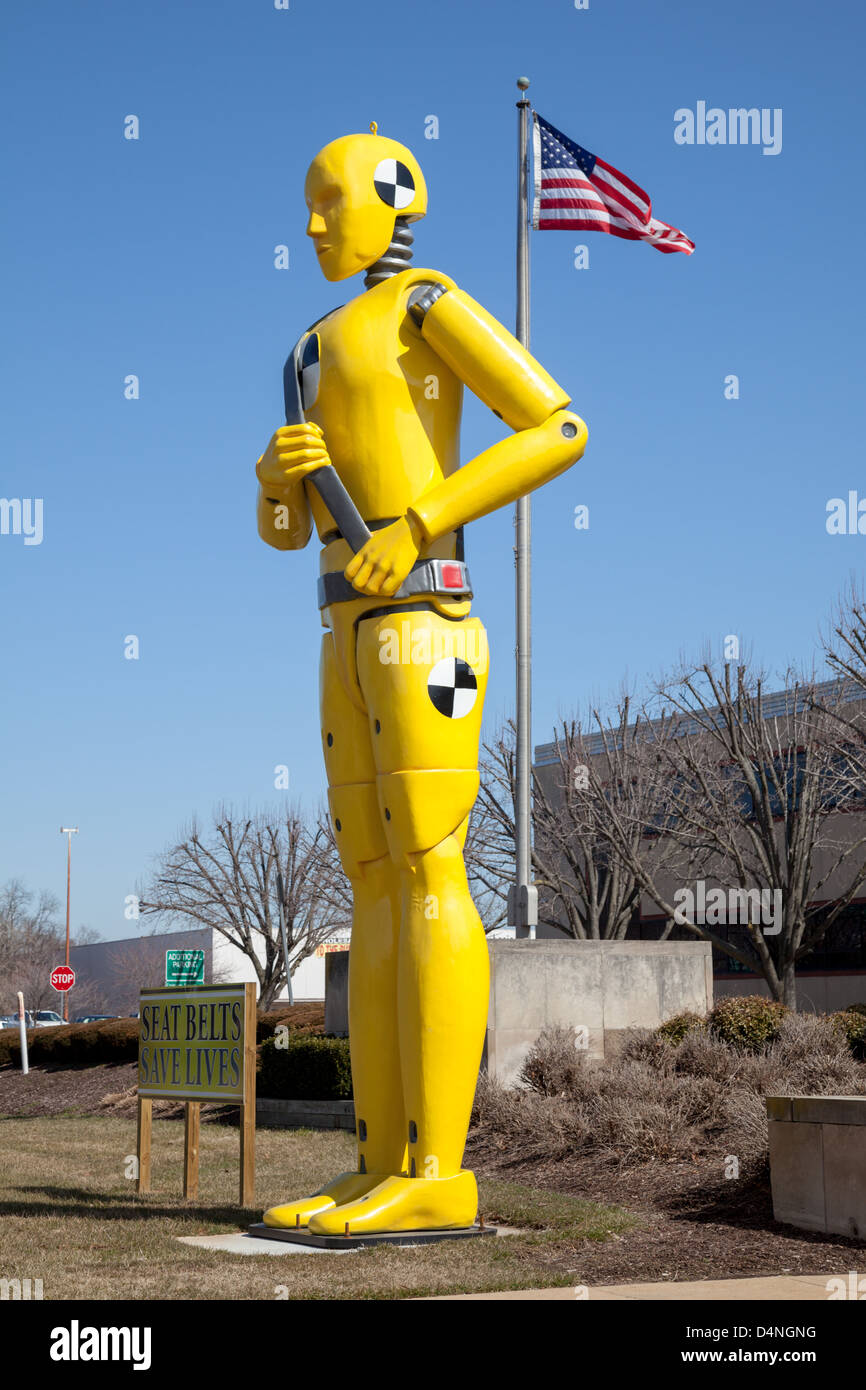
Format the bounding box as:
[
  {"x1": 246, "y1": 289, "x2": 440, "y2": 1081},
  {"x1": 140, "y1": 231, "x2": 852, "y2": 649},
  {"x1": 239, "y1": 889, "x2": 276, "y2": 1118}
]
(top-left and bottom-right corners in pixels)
[
  {"x1": 373, "y1": 158, "x2": 415, "y2": 210},
  {"x1": 316, "y1": 184, "x2": 341, "y2": 214}
]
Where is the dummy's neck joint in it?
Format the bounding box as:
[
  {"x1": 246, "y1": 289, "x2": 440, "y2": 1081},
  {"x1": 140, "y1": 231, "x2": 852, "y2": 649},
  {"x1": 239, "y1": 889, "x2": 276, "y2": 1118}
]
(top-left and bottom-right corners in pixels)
[{"x1": 364, "y1": 217, "x2": 414, "y2": 289}]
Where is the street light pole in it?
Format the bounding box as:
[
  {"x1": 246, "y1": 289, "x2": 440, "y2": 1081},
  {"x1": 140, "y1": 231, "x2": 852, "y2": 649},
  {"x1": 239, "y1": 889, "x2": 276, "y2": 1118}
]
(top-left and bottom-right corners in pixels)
[{"x1": 59, "y1": 827, "x2": 79, "y2": 1022}]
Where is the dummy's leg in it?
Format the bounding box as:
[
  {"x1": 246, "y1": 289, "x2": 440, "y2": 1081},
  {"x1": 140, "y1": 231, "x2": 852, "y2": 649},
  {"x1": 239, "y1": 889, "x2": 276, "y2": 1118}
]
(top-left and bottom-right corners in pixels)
[
  {"x1": 310, "y1": 610, "x2": 489, "y2": 1235},
  {"x1": 263, "y1": 634, "x2": 405, "y2": 1229}
]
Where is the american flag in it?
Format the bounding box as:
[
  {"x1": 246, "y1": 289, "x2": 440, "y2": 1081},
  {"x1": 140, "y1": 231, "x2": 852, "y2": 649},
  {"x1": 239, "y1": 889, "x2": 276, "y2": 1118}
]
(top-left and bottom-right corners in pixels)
[{"x1": 532, "y1": 113, "x2": 694, "y2": 256}]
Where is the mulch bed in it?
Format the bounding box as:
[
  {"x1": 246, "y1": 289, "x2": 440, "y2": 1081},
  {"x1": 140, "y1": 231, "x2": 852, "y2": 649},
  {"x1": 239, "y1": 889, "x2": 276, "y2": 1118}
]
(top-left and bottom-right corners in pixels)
[
  {"x1": 0, "y1": 1062, "x2": 139, "y2": 1119},
  {"x1": 467, "y1": 1139, "x2": 866, "y2": 1286},
  {"x1": 0, "y1": 1063, "x2": 234, "y2": 1123}
]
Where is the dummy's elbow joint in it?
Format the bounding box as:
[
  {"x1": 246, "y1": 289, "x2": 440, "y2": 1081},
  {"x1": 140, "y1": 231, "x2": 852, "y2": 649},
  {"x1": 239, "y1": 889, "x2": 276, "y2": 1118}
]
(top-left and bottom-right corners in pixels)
[{"x1": 548, "y1": 407, "x2": 588, "y2": 461}]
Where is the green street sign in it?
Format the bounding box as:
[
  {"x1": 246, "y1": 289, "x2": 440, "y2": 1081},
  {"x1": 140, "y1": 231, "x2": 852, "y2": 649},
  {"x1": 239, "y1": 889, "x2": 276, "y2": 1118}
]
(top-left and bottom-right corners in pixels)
[{"x1": 165, "y1": 949, "x2": 205, "y2": 987}]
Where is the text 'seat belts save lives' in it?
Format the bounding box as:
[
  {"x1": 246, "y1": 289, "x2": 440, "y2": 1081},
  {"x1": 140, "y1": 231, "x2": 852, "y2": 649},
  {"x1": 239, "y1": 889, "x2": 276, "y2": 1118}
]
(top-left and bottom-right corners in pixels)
[{"x1": 282, "y1": 330, "x2": 473, "y2": 609}]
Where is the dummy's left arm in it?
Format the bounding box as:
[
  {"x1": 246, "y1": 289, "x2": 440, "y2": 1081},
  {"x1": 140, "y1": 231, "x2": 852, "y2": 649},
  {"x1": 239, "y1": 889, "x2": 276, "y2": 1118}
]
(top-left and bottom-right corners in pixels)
[
  {"x1": 407, "y1": 283, "x2": 587, "y2": 539},
  {"x1": 343, "y1": 283, "x2": 587, "y2": 598}
]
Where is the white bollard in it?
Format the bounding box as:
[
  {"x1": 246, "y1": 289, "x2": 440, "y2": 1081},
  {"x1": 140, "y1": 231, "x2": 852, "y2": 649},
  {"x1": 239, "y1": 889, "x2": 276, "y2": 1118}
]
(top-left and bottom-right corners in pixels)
[{"x1": 17, "y1": 991, "x2": 29, "y2": 1074}]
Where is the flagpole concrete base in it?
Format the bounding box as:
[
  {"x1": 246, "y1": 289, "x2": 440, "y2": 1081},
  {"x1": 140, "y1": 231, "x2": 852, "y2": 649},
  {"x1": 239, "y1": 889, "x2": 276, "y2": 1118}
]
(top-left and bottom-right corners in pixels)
[{"x1": 325, "y1": 938, "x2": 714, "y2": 1088}]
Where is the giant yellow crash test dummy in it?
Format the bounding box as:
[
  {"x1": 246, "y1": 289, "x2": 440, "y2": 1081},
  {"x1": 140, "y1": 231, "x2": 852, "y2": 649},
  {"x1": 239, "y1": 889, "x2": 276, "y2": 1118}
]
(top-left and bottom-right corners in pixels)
[{"x1": 256, "y1": 129, "x2": 587, "y2": 1235}]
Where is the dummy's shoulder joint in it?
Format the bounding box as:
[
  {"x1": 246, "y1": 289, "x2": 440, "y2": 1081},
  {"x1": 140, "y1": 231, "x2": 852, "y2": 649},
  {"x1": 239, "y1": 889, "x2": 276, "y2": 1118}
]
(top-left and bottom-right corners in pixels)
[{"x1": 407, "y1": 281, "x2": 450, "y2": 326}]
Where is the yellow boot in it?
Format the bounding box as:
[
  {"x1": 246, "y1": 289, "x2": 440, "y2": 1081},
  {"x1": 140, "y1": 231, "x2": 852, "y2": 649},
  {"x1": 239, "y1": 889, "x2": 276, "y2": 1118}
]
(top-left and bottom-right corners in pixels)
[
  {"x1": 308, "y1": 1171, "x2": 478, "y2": 1236},
  {"x1": 263, "y1": 1171, "x2": 380, "y2": 1229}
]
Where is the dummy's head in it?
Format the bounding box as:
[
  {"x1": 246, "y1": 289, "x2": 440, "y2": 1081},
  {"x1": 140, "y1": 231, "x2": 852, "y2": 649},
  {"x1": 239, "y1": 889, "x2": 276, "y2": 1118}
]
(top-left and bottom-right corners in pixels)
[{"x1": 304, "y1": 131, "x2": 427, "y2": 282}]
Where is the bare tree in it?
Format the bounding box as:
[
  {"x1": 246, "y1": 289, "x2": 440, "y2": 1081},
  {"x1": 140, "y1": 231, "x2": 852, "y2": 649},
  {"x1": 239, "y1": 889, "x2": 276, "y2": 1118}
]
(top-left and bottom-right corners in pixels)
[
  {"x1": 472, "y1": 722, "x2": 523, "y2": 928},
  {"x1": 823, "y1": 581, "x2": 866, "y2": 691},
  {"x1": 0, "y1": 880, "x2": 105, "y2": 1015},
  {"x1": 0, "y1": 880, "x2": 60, "y2": 1013},
  {"x1": 0, "y1": 878, "x2": 58, "y2": 945},
  {"x1": 585, "y1": 663, "x2": 866, "y2": 1006},
  {"x1": 476, "y1": 712, "x2": 684, "y2": 939},
  {"x1": 105, "y1": 937, "x2": 169, "y2": 1003},
  {"x1": 140, "y1": 805, "x2": 351, "y2": 1008}
]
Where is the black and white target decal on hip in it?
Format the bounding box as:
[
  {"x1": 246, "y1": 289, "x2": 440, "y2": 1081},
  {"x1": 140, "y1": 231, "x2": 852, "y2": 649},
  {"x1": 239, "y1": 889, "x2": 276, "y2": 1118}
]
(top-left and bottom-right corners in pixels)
[
  {"x1": 427, "y1": 657, "x2": 478, "y2": 719},
  {"x1": 373, "y1": 158, "x2": 415, "y2": 210},
  {"x1": 297, "y1": 332, "x2": 320, "y2": 411}
]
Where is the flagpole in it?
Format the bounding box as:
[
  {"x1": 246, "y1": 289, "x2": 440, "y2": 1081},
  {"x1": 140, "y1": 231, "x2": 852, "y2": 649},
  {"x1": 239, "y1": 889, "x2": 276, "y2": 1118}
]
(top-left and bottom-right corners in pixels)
[{"x1": 510, "y1": 75, "x2": 538, "y2": 940}]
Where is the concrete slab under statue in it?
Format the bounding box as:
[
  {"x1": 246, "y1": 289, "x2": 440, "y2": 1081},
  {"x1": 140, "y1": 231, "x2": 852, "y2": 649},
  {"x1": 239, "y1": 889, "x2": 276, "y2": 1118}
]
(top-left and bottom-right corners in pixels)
[
  {"x1": 326, "y1": 939, "x2": 714, "y2": 1085},
  {"x1": 246, "y1": 1220, "x2": 497, "y2": 1250}
]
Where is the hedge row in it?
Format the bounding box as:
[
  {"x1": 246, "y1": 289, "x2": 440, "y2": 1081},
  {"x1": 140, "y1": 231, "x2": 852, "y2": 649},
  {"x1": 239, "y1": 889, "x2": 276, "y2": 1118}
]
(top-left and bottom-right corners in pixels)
[
  {"x1": 0, "y1": 1002, "x2": 327, "y2": 1070},
  {"x1": 259, "y1": 1034, "x2": 352, "y2": 1100},
  {"x1": 256, "y1": 1002, "x2": 325, "y2": 1044},
  {"x1": 0, "y1": 1018, "x2": 139, "y2": 1068},
  {"x1": 657, "y1": 995, "x2": 866, "y2": 1058}
]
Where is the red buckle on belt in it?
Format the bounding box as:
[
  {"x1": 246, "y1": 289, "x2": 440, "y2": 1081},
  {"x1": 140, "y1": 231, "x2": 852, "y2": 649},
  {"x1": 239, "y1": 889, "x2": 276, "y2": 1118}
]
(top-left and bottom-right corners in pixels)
[{"x1": 441, "y1": 562, "x2": 464, "y2": 589}]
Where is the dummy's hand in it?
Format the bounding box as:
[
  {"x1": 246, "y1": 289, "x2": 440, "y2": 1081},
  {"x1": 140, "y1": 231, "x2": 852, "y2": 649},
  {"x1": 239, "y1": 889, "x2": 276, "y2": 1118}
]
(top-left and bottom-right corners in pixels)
[
  {"x1": 344, "y1": 515, "x2": 423, "y2": 597},
  {"x1": 256, "y1": 424, "x2": 331, "y2": 496}
]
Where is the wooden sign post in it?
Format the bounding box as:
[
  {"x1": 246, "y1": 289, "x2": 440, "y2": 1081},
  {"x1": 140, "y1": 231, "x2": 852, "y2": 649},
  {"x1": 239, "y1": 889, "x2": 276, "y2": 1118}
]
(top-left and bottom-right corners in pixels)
[{"x1": 136, "y1": 981, "x2": 256, "y2": 1206}]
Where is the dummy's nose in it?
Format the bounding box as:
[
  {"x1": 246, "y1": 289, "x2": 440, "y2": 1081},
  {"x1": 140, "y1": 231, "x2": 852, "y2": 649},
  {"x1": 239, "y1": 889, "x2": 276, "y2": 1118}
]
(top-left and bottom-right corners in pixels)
[{"x1": 306, "y1": 212, "x2": 328, "y2": 238}]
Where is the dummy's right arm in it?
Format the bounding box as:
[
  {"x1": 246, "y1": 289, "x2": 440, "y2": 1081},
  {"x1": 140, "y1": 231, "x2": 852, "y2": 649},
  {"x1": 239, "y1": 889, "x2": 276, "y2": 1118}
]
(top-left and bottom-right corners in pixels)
[{"x1": 255, "y1": 423, "x2": 328, "y2": 550}]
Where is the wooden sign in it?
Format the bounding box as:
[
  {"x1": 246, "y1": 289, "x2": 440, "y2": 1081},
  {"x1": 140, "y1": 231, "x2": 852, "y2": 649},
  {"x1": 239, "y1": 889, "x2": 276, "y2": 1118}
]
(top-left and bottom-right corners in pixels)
[{"x1": 135, "y1": 982, "x2": 256, "y2": 1205}]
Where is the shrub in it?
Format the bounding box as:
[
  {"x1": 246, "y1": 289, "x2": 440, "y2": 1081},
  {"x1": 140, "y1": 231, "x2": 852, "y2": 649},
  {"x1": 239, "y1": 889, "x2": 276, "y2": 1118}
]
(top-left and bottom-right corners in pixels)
[
  {"x1": 843, "y1": 1003, "x2": 866, "y2": 1019},
  {"x1": 520, "y1": 1026, "x2": 587, "y2": 1096},
  {"x1": 830, "y1": 1010, "x2": 866, "y2": 1062},
  {"x1": 259, "y1": 1034, "x2": 352, "y2": 1100},
  {"x1": 708, "y1": 995, "x2": 789, "y2": 1051},
  {"x1": 0, "y1": 1006, "x2": 327, "y2": 1070},
  {"x1": 0, "y1": 1018, "x2": 138, "y2": 1068},
  {"x1": 470, "y1": 1009, "x2": 866, "y2": 1176},
  {"x1": 619, "y1": 1029, "x2": 676, "y2": 1068},
  {"x1": 256, "y1": 1002, "x2": 325, "y2": 1045},
  {"x1": 656, "y1": 1011, "x2": 707, "y2": 1046}
]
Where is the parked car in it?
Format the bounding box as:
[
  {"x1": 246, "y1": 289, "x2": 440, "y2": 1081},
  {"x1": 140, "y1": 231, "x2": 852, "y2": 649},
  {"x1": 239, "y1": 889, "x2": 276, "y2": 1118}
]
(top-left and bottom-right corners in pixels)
[
  {"x1": 73, "y1": 1014, "x2": 119, "y2": 1024},
  {"x1": 0, "y1": 1012, "x2": 34, "y2": 1028},
  {"x1": 33, "y1": 1010, "x2": 65, "y2": 1027}
]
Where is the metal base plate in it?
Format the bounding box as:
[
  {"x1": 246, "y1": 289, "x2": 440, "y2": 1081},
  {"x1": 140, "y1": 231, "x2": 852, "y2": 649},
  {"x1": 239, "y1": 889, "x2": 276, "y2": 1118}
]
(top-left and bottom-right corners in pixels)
[{"x1": 247, "y1": 1221, "x2": 496, "y2": 1250}]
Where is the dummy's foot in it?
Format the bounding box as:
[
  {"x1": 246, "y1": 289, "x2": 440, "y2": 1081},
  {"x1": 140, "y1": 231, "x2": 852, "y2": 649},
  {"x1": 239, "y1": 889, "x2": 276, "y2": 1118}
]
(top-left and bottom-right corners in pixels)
[
  {"x1": 307, "y1": 1171, "x2": 478, "y2": 1236},
  {"x1": 262, "y1": 1171, "x2": 385, "y2": 1229}
]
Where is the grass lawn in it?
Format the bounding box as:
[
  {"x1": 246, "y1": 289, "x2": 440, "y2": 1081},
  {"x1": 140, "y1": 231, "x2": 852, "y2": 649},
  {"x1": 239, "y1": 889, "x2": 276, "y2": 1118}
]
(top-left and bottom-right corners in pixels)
[{"x1": 0, "y1": 1116, "x2": 638, "y2": 1300}]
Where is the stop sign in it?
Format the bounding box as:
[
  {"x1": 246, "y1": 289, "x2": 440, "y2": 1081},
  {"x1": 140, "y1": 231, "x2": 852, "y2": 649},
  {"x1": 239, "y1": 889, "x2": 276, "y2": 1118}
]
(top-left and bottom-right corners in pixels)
[{"x1": 51, "y1": 965, "x2": 75, "y2": 992}]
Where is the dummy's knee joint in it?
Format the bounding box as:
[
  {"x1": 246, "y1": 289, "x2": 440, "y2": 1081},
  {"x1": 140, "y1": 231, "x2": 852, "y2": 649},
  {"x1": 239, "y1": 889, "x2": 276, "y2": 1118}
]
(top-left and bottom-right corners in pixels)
[
  {"x1": 376, "y1": 768, "x2": 479, "y2": 862},
  {"x1": 328, "y1": 783, "x2": 388, "y2": 878}
]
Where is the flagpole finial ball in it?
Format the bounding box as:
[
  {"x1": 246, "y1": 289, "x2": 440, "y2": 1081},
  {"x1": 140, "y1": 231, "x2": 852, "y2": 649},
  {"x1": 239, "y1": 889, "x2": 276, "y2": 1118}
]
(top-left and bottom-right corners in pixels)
[{"x1": 517, "y1": 77, "x2": 530, "y2": 91}]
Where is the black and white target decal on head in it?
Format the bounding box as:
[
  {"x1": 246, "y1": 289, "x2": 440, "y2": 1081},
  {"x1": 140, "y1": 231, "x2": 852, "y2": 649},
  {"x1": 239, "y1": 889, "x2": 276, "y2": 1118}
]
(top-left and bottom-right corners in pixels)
[
  {"x1": 297, "y1": 332, "x2": 320, "y2": 411},
  {"x1": 373, "y1": 158, "x2": 415, "y2": 210},
  {"x1": 427, "y1": 657, "x2": 478, "y2": 719}
]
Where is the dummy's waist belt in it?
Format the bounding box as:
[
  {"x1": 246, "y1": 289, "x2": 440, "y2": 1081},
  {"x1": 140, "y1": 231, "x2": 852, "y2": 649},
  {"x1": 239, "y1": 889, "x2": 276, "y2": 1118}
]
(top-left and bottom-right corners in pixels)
[{"x1": 318, "y1": 558, "x2": 473, "y2": 609}]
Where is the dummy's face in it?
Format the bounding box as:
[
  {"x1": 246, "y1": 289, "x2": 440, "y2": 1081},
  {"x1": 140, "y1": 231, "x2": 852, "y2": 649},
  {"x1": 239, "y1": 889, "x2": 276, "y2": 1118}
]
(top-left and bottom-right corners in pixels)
[{"x1": 304, "y1": 143, "x2": 397, "y2": 283}]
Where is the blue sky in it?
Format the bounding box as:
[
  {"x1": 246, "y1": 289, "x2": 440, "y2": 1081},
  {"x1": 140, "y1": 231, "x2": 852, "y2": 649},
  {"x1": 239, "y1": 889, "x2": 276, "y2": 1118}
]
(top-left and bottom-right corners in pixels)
[{"x1": 3, "y1": 0, "x2": 865, "y2": 938}]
